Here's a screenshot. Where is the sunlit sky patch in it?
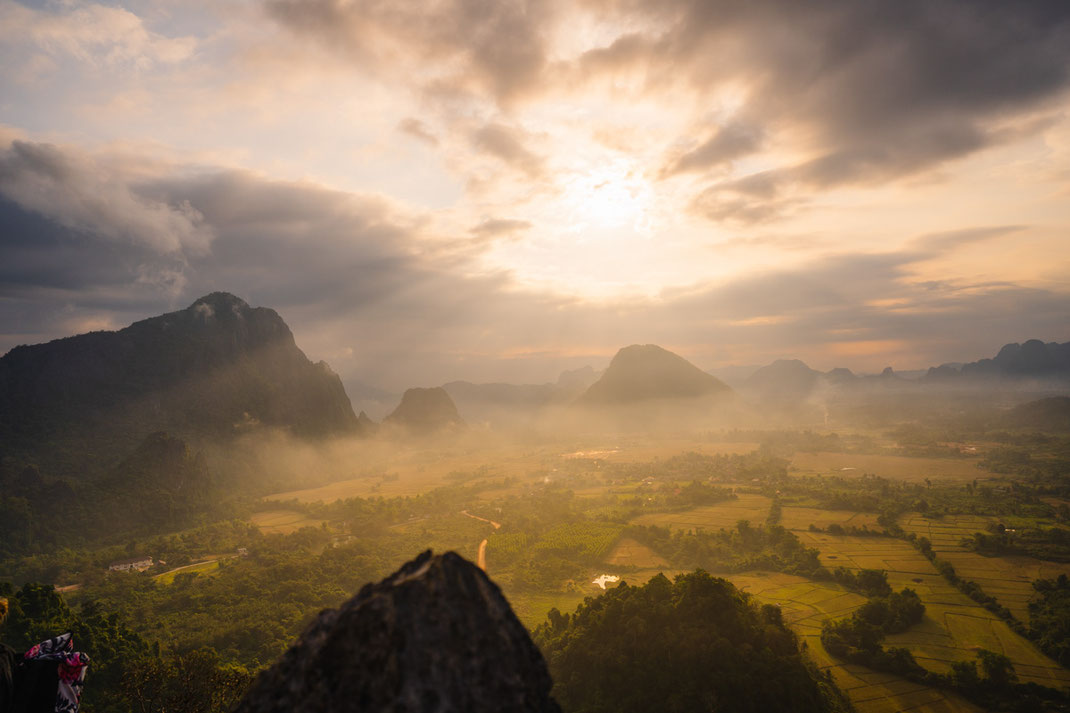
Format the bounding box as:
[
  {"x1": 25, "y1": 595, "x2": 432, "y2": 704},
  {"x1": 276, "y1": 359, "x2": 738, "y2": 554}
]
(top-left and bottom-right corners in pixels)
[{"x1": 1, "y1": 0, "x2": 1069, "y2": 390}]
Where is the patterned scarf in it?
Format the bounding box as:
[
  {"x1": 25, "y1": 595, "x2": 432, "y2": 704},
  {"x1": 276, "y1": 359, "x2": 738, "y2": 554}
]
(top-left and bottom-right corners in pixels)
[{"x1": 23, "y1": 633, "x2": 89, "y2": 713}]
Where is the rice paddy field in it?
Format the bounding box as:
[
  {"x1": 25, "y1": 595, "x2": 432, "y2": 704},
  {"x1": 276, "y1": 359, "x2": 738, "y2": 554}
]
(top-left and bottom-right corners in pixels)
[
  {"x1": 603, "y1": 537, "x2": 670, "y2": 568},
  {"x1": 249, "y1": 509, "x2": 326, "y2": 534},
  {"x1": 154, "y1": 558, "x2": 222, "y2": 585},
  {"x1": 780, "y1": 506, "x2": 882, "y2": 531},
  {"x1": 619, "y1": 497, "x2": 1070, "y2": 712},
  {"x1": 630, "y1": 493, "x2": 773, "y2": 530},
  {"x1": 729, "y1": 572, "x2": 982, "y2": 713},
  {"x1": 899, "y1": 513, "x2": 1070, "y2": 621},
  {"x1": 795, "y1": 532, "x2": 1070, "y2": 690},
  {"x1": 790, "y1": 452, "x2": 985, "y2": 484}
]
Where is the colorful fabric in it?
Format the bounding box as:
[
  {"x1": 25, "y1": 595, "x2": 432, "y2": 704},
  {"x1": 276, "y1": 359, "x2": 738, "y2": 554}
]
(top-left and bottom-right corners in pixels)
[{"x1": 22, "y1": 633, "x2": 89, "y2": 713}]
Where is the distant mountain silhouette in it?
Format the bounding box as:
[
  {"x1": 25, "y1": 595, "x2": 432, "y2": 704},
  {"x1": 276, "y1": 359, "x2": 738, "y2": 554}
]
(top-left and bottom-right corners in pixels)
[
  {"x1": 743, "y1": 359, "x2": 821, "y2": 403},
  {"x1": 953, "y1": 340, "x2": 1070, "y2": 380},
  {"x1": 824, "y1": 367, "x2": 857, "y2": 385},
  {"x1": 442, "y1": 367, "x2": 599, "y2": 424},
  {"x1": 385, "y1": 387, "x2": 465, "y2": 433},
  {"x1": 0, "y1": 292, "x2": 361, "y2": 471},
  {"x1": 576, "y1": 344, "x2": 731, "y2": 405},
  {"x1": 555, "y1": 365, "x2": 599, "y2": 392}
]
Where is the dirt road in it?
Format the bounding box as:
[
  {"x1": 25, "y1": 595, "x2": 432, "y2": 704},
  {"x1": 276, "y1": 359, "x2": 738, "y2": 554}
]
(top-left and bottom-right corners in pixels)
[{"x1": 461, "y1": 510, "x2": 501, "y2": 571}]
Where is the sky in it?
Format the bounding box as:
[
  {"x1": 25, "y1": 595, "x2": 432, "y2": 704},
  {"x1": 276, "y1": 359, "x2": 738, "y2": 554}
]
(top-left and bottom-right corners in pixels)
[{"x1": 1, "y1": 0, "x2": 1069, "y2": 392}]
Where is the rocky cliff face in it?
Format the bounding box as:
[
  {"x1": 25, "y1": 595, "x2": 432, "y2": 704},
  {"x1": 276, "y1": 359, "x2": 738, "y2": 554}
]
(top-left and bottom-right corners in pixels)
[
  {"x1": 234, "y1": 550, "x2": 561, "y2": 713},
  {"x1": 0, "y1": 292, "x2": 360, "y2": 470}
]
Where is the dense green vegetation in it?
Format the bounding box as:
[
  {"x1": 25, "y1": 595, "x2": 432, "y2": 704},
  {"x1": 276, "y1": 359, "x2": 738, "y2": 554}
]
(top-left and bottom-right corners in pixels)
[
  {"x1": 1030, "y1": 575, "x2": 1070, "y2": 667},
  {"x1": 0, "y1": 581, "x2": 250, "y2": 713},
  {"x1": 961, "y1": 522, "x2": 1070, "y2": 562},
  {"x1": 625, "y1": 521, "x2": 826, "y2": 577},
  {"x1": 534, "y1": 570, "x2": 852, "y2": 713}
]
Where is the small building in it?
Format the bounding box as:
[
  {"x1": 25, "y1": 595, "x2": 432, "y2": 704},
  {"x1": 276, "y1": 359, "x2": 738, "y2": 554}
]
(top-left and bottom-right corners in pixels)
[
  {"x1": 236, "y1": 547, "x2": 249, "y2": 556},
  {"x1": 108, "y1": 556, "x2": 154, "y2": 572}
]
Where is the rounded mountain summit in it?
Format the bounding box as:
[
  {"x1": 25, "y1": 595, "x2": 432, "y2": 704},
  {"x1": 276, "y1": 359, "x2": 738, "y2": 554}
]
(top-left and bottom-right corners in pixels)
[{"x1": 576, "y1": 344, "x2": 732, "y2": 406}]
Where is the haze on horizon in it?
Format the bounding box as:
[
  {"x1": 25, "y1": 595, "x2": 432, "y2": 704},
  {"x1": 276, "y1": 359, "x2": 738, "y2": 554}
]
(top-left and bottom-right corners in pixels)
[{"x1": 1, "y1": 0, "x2": 1069, "y2": 392}]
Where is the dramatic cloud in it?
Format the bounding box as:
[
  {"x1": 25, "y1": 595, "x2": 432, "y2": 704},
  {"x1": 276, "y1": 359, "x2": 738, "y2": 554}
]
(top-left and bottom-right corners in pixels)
[
  {"x1": 264, "y1": 0, "x2": 551, "y2": 103},
  {"x1": 2, "y1": 2, "x2": 1069, "y2": 389},
  {"x1": 0, "y1": 140, "x2": 213, "y2": 255}
]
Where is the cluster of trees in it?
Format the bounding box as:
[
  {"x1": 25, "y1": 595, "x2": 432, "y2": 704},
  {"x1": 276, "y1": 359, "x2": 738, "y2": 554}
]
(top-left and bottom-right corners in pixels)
[
  {"x1": 809, "y1": 523, "x2": 889, "y2": 537},
  {"x1": 829, "y1": 567, "x2": 893, "y2": 598},
  {"x1": 534, "y1": 570, "x2": 852, "y2": 713},
  {"x1": 819, "y1": 567, "x2": 1069, "y2": 711},
  {"x1": 908, "y1": 535, "x2": 1025, "y2": 634},
  {"x1": 625, "y1": 520, "x2": 826, "y2": 578},
  {"x1": 962, "y1": 523, "x2": 1070, "y2": 563},
  {"x1": 611, "y1": 451, "x2": 789, "y2": 485},
  {"x1": 0, "y1": 433, "x2": 249, "y2": 564},
  {"x1": 0, "y1": 582, "x2": 251, "y2": 713},
  {"x1": 624, "y1": 480, "x2": 737, "y2": 511},
  {"x1": 1029, "y1": 575, "x2": 1070, "y2": 667},
  {"x1": 820, "y1": 587, "x2": 925, "y2": 659}
]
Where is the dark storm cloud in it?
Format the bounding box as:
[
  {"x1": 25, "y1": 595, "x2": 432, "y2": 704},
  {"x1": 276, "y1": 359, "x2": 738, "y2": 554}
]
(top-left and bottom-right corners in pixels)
[
  {"x1": 0, "y1": 140, "x2": 212, "y2": 253},
  {"x1": 264, "y1": 0, "x2": 552, "y2": 103},
  {"x1": 627, "y1": 0, "x2": 1070, "y2": 219}
]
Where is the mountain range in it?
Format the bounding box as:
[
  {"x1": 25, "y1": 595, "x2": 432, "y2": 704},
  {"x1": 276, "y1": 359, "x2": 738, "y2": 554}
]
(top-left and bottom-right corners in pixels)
[{"x1": 2, "y1": 294, "x2": 1066, "y2": 451}]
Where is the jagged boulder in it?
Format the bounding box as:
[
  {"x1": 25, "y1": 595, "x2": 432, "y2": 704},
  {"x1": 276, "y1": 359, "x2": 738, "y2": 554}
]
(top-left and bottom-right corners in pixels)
[{"x1": 234, "y1": 550, "x2": 561, "y2": 713}]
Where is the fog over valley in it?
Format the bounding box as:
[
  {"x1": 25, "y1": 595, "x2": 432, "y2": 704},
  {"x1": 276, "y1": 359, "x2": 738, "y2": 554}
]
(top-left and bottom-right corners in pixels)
[{"x1": 2, "y1": 1, "x2": 1070, "y2": 712}]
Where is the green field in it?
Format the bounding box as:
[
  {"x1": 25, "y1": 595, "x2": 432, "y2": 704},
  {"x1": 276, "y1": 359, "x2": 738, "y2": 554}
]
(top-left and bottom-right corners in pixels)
[
  {"x1": 630, "y1": 493, "x2": 772, "y2": 531},
  {"x1": 249, "y1": 509, "x2": 325, "y2": 534},
  {"x1": 790, "y1": 452, "x2": 984, "y2": 484},
  {"x1": 780, "y1": 506, "x2": 881, "y2": 531},
  {"x1": 899, "y1": 512, "x2": 1070, "y2": 621},
  {"x1": 728, "y1": 571, "x2": 981, "y2": 713},
  {"x1": 617, "y1": 499, "x2": 1070, "y2": 713},
  {"x1": 154, "y1": 559, "x2": 222, "y2": 584},
  {"x1": 795, "y1": 532, "x2": 1070, "y2": 689},
  {"x1": 603, "y1": 537, "x2": 670, "y2": 568}
]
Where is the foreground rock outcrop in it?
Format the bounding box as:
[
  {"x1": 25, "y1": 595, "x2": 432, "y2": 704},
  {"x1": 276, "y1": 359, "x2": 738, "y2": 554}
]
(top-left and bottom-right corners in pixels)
[{"x1": 234, "y1": 550, "x2": 560, "y2": 713}]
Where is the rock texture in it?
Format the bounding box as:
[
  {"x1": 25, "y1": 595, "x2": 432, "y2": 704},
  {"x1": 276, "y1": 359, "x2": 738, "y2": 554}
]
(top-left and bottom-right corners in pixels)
[
  {"x1": 234, "y1": 550, "x2": 561, "y2": 713},
  {"x1": 385, "y1": 387, "x2": 464, "y2": 433}
]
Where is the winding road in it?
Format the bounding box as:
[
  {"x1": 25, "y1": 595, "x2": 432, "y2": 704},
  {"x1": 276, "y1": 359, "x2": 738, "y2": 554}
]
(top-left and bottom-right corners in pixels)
[{"x1": 461, "y1": 510, "x2": 501, "y2": 571}]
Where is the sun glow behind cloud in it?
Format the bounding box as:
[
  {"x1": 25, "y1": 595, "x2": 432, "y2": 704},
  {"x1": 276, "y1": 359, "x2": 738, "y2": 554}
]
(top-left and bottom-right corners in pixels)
[{"x1": 1, "y1": 0, "x2": 1070, "y2": 388}]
